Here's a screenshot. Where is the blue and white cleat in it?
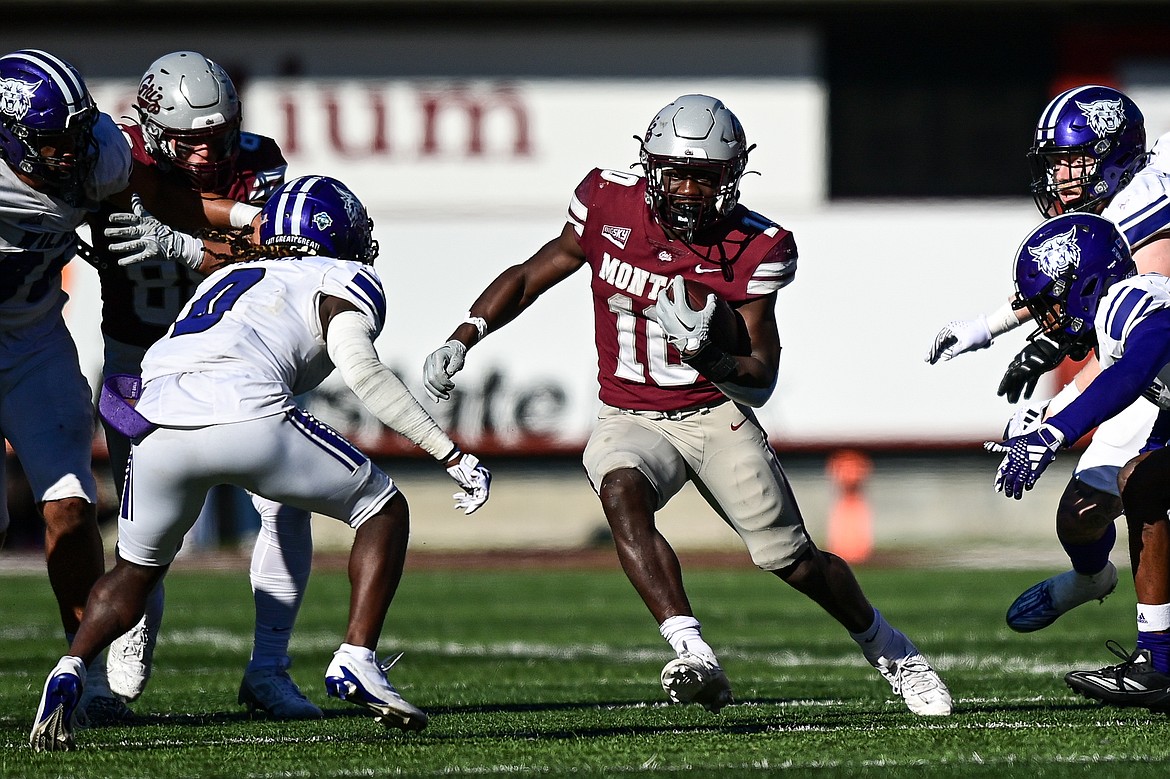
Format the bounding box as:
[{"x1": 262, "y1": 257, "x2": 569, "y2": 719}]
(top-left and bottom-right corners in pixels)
[
  {"x1": 325, "y1": 649, "x2": 428, "y2": 731},
  {"x1": 30, "y1": 656, "x2": 86, "y2": 752},
  {"x1": 1006, "y1": 562, "x2": 1118, "y2": 633}
]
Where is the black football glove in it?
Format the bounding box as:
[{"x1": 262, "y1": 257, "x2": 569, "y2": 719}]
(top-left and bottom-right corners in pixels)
[{"x1": 997, "y1": 336, "x2": 1066, "y2": 404}]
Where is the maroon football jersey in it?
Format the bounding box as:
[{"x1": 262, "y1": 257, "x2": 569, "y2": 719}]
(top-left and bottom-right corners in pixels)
[
  {"x1": 568, "y1": 168, "x2": 797, "y2": 412},
  {"x1": 94, "y1": 124, "x2": 287, "y2": 348}
]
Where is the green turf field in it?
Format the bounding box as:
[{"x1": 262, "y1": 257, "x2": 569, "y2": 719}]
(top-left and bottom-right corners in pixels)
[{"x1": 2, "y1": 561, "x2": 1169, "y2": 777}]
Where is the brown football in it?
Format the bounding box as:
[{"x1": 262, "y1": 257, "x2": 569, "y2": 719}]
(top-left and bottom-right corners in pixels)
[{"x1": 670, "y1": 279, "x2": 750, "y2": 355}]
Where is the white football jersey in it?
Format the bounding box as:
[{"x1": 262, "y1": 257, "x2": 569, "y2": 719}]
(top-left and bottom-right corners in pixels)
[
  {"x1": 1103, "y1": 131, "x2": 1170, "y2": 252},
  {"x1": 1095, "y1": 273, "x2": 1170, "y2": 408},
  {"x1": 136, "y1": 255, "x2": 386, "y2": 427},
  {"x1": 0, "y1": 113, "x2": 130, "y2": 327}
]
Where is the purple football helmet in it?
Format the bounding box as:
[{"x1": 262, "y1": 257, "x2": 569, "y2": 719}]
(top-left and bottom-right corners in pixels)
[
  {"x1": 1013, "y1": 212, "x2": 1135, "y2": 357},
  {"x1": 259, "y1": 175, "x2": 379, "y2": 264},
  {"x1": 1028, "y1": 85, "x2": 1146, "y2": 217},
  {"x1": 0, "y1": 49, "x2": 98, "y2": 203}
]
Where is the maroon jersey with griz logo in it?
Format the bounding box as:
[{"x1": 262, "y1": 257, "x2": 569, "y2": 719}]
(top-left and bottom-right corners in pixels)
[
  {"x1": 95, "y1": 124, "x2": 287, "y2": 348},
  {"x1": 567, "y1": 168, "x2": 797, "y2": 412}
]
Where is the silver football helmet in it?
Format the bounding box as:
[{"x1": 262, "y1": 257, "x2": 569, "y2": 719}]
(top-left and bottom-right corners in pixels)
[
  {"x1": 135, "y1": 51, "x2": 241, "y2": 191},
  {"x1": 639, "y1": 94, "x2": 752, "y2": 241}
]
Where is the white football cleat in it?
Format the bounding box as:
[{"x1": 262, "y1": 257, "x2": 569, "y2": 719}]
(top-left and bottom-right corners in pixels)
[
  {"x1": 325, "y1": 649, "x2": 428, "y2": 731},
  {"x1": 1006, "y1": 562, "x2": 1118, "y2": 633},
  {"x1": 30, "y1": 656, "x2": 85, "y2": 752},
  {"x1": 107, "y1": 582, "x2": 164, "y2": 701},
  {"x1": 874, "y1": 652, "x2": 953, "y2": 716},
  {"x1": 660, "y1": 652, "x2": 733, "y2": 713},
  {"x1": 239, "y1": 657, "x2": 323, "y2": 720}
]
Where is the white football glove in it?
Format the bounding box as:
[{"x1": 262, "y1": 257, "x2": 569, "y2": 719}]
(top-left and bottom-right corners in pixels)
[
  {"x1": 1003, "y1": 400, "x2": 1050, "y2": 440},
  {"x1": 445, "y1": 452, "x2": 491, "y2": 515},
  {"x1": 104, "y1": 193, "x2": 204, "y2": 269},
  {"x1": 423, "y1": 340, "x2": 468, "y2": 402},
  {"x1": 655, "y1": 275, "x2": 715, "y2": 356},
  {"x1": 924, "y1": 317, "x2": 993, "y2": 364}
]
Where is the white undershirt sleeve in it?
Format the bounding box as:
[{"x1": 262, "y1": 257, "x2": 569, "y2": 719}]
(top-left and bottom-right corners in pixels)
[{"x1": 325, "y1": 310, "x2": 456, "y2": 461}]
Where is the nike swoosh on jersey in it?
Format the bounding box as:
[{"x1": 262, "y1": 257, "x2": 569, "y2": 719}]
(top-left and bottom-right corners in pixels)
[{"x1": 694, "y1": 265, "x2": 721, "y2": 274}]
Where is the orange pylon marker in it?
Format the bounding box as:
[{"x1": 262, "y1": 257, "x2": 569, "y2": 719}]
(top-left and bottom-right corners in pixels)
[{"x1": 825, "y1": 449, "x2": 874, "y2": 564}]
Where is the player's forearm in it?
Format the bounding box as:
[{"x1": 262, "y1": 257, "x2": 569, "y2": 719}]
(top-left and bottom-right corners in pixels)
[
  {"x1": 449, "y1": 266, "x2": 531, "y2": 348},
  {"x1": 200, "y1": 193, "x2": 261, "y2": 231},
  {"x1": 329, "y1": 312, "x2": 456, "y2": 460},
  {"x1": 686, "y1": 348, "x2": 777, "y2": 408}
]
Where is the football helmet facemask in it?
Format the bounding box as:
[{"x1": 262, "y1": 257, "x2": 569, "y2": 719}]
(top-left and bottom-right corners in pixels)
[
  {"x1": 1028, "y1": 85, "x2": 1146, "y2": 217},
  {"x1": 639, "y1": 94, "x2": 753, "y2": 242},
  {"x1": 0, "y1": 49, "x2": 98, "y2": 205},
  {"x1": 259, "y1": 175, "x2": 379, "y2": 264},
  {"x1": 1013, "y1": 212, "x2": 1135, "y2": 360},
  {"x1": 136, "y1": 51, "x2": 241, "y2": 192}
]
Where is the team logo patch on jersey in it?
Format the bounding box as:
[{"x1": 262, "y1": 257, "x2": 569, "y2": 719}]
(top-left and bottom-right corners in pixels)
[
  {"x1": 1076, "y1": 98, "x2": 1125, "y2": 137},
  {"x1": 0, "y1": 77, "x2": 40, "y2": 120},
  {"x1": 658, "y1": 250, "x2": 673, "y2": 263},
  {"x1": 601, "y1": 225, "x2": 630, "y2": 249},
  {"x1": 1028, "y1": 225, "x2": 1080, "y2": 278}
]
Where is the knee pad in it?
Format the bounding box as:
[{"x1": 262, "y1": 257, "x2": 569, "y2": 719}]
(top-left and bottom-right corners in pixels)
[
  {"x1": 1120, "y1": 449, "x2": 1170, "y2": 527},
  {"x1": 1057, "y1": 478, "x2": 1123, "y2": 530}
]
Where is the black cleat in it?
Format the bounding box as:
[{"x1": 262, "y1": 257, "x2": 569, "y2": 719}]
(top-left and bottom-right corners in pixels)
[{"x1": 1065, "y1": 641, "x2": 1170, "y2": 713}]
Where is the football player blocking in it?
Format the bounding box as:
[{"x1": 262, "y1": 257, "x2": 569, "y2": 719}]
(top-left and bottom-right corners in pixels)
[
  {"x1": 0, "y1": 48, "x2": 158, "y2": 729},
  {"x1": 927, "y1": 86, "x2": 1169, "y2": 635},
  {"x1": 987, "y1": 212, "x2": 1170, "y2": 712},
  {"x1": 423, "y1": 94, "x2": 952, "y2": 716},
  {"x1": 30, "y1": 176, "x2": 492, "y2": 751},
  {"x1": 92, "y1": 51, "x2": 320, "y2": 719}
]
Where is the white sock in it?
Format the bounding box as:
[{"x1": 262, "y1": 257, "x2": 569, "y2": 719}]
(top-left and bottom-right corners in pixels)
[
  {"x1": 659, "y1": 615, "x2": 718, "y2": 662},
  {"x1": 338, "y1": 643, "x2": 375, "y2": 664},
  {"x1": 1056, "y1": 564, "x2": 1116, "y2": 604}
]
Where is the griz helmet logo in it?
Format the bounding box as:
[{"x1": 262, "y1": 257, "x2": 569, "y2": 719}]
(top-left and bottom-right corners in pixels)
[
  {"x1": 1028, "y1": 225, "x2": 1080, "y2": 281},
  {"x1": 137, "y1": 74, "x2": 164, "y2": 116},
  {"x1": 0, "y1": 76, "x2": 41, "y2": 121},
  {"x1": 1076, "y1": 98, "x2": 1125, "y2": 138}
]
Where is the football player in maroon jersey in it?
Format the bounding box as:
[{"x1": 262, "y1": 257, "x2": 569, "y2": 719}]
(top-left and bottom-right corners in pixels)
[
  {"x1": 423, "y1": 94, "x2": 952, "y2": 715},
  {"x1": 88, "y1": 51, "x2": 320, "y2": 720}
]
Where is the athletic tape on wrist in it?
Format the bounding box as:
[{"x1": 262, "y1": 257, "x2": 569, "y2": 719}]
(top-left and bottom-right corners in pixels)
[
  {"x1": 462, "y1": 314, "x2": 488, "y2": 339},
  {"x1": 985, "y1": 301, "x2": 1021, "y2": 337},
  {"x1": 229, "y1": 201, "x2": 262, "y2": 229}
]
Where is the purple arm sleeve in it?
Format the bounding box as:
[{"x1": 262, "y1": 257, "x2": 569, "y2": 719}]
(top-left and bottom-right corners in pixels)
[{"x1": 1047, "y1": 310, "x2": 1170, "y2": 444}]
